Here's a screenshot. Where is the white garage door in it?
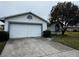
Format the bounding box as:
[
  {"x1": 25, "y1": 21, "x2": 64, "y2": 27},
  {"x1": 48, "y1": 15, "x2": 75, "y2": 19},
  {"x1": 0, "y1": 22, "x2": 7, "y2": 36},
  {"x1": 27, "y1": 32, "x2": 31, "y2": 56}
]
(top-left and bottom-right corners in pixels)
[{"x1": 9, "y1": 23, "x2": 42, "y2": 38}]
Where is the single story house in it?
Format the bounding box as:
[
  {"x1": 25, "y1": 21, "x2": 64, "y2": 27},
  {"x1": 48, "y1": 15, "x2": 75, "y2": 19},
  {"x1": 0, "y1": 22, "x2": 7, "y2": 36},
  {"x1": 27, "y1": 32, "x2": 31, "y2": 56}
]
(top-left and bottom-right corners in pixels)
[{"x1": 2, "y1": 12, "x2": 48, "y2": 39}]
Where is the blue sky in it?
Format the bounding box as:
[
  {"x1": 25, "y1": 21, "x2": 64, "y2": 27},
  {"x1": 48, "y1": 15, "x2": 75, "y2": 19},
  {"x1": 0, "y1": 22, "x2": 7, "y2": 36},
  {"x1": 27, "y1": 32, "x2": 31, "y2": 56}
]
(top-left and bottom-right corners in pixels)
[{"x1": 0, "y1": 1, "x2": 79, "y2": 21}]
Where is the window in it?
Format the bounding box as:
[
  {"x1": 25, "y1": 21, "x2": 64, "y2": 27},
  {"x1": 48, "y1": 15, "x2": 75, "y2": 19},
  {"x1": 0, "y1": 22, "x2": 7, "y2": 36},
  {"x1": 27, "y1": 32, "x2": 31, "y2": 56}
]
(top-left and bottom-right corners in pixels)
[{"x1": 27, "y1": 15, "x2": 32, "y2": 19}]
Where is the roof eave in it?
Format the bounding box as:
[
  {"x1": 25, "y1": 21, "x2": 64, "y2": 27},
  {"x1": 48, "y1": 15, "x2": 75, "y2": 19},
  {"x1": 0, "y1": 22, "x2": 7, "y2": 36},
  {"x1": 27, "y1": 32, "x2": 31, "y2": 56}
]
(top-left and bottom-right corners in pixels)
[{"x1": 2, "y1": 12, "x2": 48, "y2": 23}]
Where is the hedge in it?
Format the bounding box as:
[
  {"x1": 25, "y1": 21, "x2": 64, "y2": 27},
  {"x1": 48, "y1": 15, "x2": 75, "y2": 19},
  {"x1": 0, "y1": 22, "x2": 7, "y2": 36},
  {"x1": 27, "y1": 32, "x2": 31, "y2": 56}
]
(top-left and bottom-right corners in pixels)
[
  {"x1": 0, "y1": 31, "x2": 9, "y2": 42},
  {"x1": 42, "y1": 30, "x2": 51, "y2": 38}
]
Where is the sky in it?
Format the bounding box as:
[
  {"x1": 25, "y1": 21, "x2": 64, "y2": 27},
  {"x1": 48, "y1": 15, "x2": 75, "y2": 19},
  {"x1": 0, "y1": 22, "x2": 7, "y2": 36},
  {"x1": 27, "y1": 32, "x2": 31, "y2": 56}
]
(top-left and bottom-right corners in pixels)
[{"x1": 0, "y1": 1, "x2": 79, "y2": 21}]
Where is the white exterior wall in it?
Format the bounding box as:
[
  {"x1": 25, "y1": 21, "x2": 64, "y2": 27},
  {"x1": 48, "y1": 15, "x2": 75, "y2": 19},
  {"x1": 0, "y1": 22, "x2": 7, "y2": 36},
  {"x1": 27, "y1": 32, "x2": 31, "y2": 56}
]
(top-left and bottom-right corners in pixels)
[
  {"x1": 48, "y1": 24, "x2": 62, "y2": 32},
  {"x1": 4, "y1": 14, "x2": 47, "y2": 32},
  {"x1": 48, "y1": 24, "x2": 62, "y2": 35},
  {"x1": 48, "y1": 24, "x2": 55, "y2": 31}
]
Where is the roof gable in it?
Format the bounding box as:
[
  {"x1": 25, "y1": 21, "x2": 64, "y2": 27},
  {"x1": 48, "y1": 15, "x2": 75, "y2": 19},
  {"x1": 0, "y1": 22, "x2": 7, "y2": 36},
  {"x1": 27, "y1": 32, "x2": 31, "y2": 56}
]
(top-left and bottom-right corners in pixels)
[{"x1": 2, "y1": 12, "x2": 48, "y2": 23}]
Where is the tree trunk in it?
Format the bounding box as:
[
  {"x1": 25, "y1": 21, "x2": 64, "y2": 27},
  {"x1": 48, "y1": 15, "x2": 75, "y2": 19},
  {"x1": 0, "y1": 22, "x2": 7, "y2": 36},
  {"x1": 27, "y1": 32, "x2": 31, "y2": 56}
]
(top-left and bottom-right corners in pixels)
[
  {"x1": 62, "y1": 31, "x2": 65, "y2": 35},
  {"x1": 61, "y1": 27, "x2": 67, "y2": 35}
]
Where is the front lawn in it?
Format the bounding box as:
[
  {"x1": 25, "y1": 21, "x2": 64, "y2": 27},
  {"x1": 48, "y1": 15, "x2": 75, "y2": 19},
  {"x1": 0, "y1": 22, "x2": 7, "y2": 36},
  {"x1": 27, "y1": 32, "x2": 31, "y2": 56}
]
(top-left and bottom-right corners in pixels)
[
  {"x1": 0, "y1": 41, "x2": 6, "y2": 54},
  {"x1": 54, "y1": 32, "x2": 79, "y2": 50}
]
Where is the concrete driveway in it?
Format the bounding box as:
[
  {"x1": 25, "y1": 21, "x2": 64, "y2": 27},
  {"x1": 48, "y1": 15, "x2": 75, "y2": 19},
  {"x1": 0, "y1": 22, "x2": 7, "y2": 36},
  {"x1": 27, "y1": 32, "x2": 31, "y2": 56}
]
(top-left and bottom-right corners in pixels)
[{"x1": 1, "y1": 38, "x2": 79, "y2": 57}]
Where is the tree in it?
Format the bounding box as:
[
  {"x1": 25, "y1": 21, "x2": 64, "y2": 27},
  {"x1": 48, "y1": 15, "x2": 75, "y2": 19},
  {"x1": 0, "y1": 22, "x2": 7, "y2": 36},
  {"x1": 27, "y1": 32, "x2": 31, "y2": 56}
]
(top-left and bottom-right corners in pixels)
[{"x1": 49, "y1": 2, "x2": 79, "y2": 35}]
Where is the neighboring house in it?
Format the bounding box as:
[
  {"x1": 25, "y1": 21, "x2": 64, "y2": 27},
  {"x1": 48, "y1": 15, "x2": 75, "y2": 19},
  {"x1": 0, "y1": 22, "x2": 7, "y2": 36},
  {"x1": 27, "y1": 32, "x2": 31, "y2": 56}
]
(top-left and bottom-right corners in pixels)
[
  {"x1": 67, "y1": 23, "x2": 79, "y2": 31},
  {"x1": 2, "y1": 12, "x2": 48, "y2": 39},
  {"x1": 0, "y1": 21, "x2": 4, "y2": 31},
  {"x1": 48, "y1": 22, "x2": 62, "y2": 35}
]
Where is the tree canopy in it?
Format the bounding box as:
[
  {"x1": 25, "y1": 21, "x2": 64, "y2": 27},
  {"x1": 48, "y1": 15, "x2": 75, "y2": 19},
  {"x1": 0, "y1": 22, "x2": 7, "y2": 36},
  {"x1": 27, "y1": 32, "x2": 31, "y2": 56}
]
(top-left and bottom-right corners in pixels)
[{"x1": 49, "y1": 2, "x2": 79, "y2": 35}]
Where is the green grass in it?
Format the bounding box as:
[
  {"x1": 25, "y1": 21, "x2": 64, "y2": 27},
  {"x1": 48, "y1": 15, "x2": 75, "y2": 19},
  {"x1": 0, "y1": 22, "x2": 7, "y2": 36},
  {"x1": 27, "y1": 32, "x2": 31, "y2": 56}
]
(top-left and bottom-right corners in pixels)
[
  {"x1": 54, "y1": 32, "x2": 79, "y2": 50},
  {"x1": 0, "y1": 41, "x2": 6, "y2": 54}
]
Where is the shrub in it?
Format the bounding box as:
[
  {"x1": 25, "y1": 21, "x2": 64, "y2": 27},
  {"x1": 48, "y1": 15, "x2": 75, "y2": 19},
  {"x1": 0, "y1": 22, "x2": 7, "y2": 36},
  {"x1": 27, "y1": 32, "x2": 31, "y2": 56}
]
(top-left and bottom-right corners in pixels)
[
  {"x1": 42, "y1": 30, "x2": 51, "y2": 38},
  {"x1": 73, "y1": 30, "x2": 77, "y2": 32},
  {"x1": 0, "y1": 31, "x2": 9, "y2": 42}
]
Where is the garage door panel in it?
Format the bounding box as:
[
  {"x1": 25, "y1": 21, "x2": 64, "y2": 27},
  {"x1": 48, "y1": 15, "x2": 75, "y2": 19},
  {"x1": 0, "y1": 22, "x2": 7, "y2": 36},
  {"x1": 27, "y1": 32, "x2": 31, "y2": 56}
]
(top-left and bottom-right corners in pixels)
[
  {"x1": 10, "y1": 24, "x2": 28, "y2": 38},
  {"x1": 28, "y1": 25, "x2": 41, "y2": 37},
  {"x1": 9, "y1": 23, "x2": 42, "y2": 38}
]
